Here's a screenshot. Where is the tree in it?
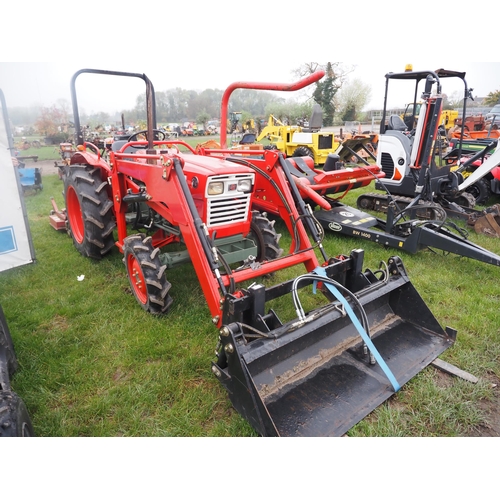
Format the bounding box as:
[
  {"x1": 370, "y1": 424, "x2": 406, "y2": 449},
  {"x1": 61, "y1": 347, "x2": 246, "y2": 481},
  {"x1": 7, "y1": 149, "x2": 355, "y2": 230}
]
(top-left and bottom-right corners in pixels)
[
  {"x1": 229, "y1": 89, "x2": 278, "y2": 118},
  {"x1": 194, "y1": 89, "x2": 223, "y2": 119},
  {"x1": 484, "y1": 90, "x2": 500, "y2": 107},
  {"x1": 442, "y1": 91, "x2": 463, "y2": 110},
  {"x1": 336, "y1": 79, "x2": 372, "y2": 122},
  {"x1": 34, "y1": 105, "x2": 68, "y2": 137},
  {"x1": 293, "y1": 62, "x2": 352, "y2": 126},
  {"x1": 8, "y1": 106, "x2": 41, "y2": 128},
  {"x1": 196, "y1": 111, "x2": 210, "y2": 130},
  {"x1": 312, "y1": 63, "x2": 338, "y2": 126},
  {"x1": 265, "y1": 100, "x2": 312, "y2": 127}
]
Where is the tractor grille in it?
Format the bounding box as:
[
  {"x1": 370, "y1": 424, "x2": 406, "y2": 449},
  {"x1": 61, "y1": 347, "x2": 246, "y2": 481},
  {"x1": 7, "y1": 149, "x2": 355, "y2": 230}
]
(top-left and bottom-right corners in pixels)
[
  {"x1": 208, "y1": 195, "x2": 251, "y2": 226},
  {"x1": 206, "y1": 173, "x2": 253, "y2": 227},
  {"x1": 380, "y1": 152, "x2": 395, "y2": 178}
]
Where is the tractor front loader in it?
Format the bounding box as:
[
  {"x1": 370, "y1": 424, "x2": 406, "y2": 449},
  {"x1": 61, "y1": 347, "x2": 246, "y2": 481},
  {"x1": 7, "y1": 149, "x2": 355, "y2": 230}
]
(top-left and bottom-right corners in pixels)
[{"x1": 60, "y1": 69, "x2": 456, "y2": 436}]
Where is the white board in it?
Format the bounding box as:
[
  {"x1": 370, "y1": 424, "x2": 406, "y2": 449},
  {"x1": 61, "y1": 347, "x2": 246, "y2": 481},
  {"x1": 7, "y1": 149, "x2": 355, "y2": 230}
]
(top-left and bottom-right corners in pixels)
[{"x1": 0, "y1": 90, "x2": 35, "y2": 272}]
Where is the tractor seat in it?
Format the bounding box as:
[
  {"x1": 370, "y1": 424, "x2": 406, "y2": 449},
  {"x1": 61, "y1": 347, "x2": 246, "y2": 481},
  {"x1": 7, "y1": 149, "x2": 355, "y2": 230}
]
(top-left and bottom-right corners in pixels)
[
  {"x1": 302, "y1": 103, "x2": 323, "y2": 133},
  {"x1": 239, "y1": 133, "x2": 256, "y2": 145},
  {"x1": 386, "y1": 115, "x2": 408, "y2": 132},
  {"x1": 111, "y1": 140, "x2": 144, "y2": 154},
  {"x1": 285, "y1": 157, "x2": 317, "y2": 183}
]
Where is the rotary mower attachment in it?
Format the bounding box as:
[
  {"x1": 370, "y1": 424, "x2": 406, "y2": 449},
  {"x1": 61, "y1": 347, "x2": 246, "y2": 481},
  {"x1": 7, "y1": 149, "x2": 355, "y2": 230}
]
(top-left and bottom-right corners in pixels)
[
  {"x1": 212, "y1": 250, "x2": 456, "y2": 437},
  {"x1": 314, "y1": 200, "x2": 500, "y2": 267}
]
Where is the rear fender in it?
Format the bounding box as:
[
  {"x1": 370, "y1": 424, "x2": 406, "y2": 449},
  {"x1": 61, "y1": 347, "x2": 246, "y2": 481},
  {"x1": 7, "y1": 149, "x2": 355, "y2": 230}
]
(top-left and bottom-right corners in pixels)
[{"x1": 70, "y1": 147, "x2": 110, "y2": 173}]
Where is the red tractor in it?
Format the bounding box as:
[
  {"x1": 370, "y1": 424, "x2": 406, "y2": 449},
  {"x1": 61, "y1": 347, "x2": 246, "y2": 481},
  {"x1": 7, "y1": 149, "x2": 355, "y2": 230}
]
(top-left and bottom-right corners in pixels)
[{"x1": 60, "y1": 68, "x2": 455, "y2": 437}]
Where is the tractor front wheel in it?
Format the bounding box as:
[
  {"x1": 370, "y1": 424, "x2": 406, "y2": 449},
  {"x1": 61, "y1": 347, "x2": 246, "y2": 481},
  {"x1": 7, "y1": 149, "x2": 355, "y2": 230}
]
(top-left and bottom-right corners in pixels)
[
  {"x1": 248, "y1": 211, "x2": 283, "y2": 262},
  {"x1": 64, "y1": 165, "x2": 116, "y2": 259},
  {"x1": 123, "y1": 234, "x2": 173, "y2": 315}
]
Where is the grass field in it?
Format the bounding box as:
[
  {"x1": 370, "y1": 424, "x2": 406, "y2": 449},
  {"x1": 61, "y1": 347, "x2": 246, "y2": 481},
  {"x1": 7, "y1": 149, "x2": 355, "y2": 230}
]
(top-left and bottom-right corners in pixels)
[
  {"x1": 1, "y1": 156, "x2": 500, "y2": 436},
  {"x1": 13, "y1": 141, "x2": 60, "y2": 162},
  {"x1": 13, "y1": 133, "x2": 246, "y2": 163}
]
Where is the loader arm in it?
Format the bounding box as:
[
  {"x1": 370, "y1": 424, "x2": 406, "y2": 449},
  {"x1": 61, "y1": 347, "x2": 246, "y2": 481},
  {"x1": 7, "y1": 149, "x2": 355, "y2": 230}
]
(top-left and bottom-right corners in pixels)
[{"x1": 110, "y1": 147, "x2": 324, "y2": 327}]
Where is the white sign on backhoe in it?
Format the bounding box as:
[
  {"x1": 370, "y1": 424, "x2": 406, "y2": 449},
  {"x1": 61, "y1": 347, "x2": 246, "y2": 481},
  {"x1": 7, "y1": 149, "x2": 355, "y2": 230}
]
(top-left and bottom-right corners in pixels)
[{"x1": 0, "y1": 90, "x2": 35, "y2": 272}]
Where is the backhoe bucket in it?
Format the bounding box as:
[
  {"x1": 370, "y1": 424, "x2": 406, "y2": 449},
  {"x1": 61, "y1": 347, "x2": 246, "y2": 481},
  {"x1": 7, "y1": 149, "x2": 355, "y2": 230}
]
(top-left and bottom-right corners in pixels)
[
  {"x1": 213, "y1": 254, "x2": 456, "y2": 436},
  {"x1": 473, "y1": 205, "x2": 500, "y2": 238}
]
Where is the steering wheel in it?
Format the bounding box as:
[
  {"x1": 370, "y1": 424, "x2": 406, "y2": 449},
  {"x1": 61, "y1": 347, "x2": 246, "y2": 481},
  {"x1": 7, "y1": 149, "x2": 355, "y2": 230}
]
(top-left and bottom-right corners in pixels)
[{"x1": 128, "y1": 129, "x2": 166, "y2": 143}]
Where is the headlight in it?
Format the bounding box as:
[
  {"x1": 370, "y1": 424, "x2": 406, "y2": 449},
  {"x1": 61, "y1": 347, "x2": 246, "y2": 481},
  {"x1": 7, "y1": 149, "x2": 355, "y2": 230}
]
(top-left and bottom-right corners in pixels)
[
  {"x1": 208, "y1": 181, "x2": 224, "y2": 195},
  {"x1": 237, "y1": 179, "x2": 252, "y2": 192}
]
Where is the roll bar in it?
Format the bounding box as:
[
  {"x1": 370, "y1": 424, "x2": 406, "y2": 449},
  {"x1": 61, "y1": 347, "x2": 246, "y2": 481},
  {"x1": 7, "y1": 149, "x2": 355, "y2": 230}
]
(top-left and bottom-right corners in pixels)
[{"x1": 219, "y1": 70, "x2": 325, "y2": 148}]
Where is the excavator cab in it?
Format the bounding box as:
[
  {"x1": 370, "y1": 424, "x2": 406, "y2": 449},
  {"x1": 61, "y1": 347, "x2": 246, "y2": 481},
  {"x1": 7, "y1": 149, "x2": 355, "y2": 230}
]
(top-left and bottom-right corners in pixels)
[{"x1": 376, "y1": 69, "x2": 469, "y2": 200}]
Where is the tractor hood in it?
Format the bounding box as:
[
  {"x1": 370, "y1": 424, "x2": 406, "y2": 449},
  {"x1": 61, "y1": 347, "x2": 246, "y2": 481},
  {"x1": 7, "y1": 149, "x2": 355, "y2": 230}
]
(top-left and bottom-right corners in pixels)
[{"x1": 183, "y1": 153, "x2": 254, "y2": 178}]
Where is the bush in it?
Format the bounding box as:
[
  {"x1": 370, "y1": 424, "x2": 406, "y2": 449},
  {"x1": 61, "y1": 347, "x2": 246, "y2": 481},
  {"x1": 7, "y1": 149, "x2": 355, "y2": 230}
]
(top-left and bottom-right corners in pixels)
[{"x1": 44, "y1": 133, "x2": 70, "y2": 145}]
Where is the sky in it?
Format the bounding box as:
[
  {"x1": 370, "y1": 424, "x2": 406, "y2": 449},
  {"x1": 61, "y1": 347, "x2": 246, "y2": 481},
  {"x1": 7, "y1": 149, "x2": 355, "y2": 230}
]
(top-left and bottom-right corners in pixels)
[
  {"x1": 1, "y1": 60, "x2": 498, "y2": 118},
  {"x1": 1, "y1": 1, "x2": 499, "y2": 120}
]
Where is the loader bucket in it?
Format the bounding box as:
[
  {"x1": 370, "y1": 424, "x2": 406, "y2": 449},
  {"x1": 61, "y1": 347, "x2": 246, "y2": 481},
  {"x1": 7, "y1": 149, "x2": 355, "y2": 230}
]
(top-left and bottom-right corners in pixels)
[{"x1": 213, "y1": 255, "x2": 456, "y2": 436}]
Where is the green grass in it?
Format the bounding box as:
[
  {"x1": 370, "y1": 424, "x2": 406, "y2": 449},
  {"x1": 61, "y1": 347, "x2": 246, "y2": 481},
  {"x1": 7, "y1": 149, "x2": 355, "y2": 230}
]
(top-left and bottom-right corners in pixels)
[
  {"x1": 1, "y1": 173, "x2": 499, "y2": 437},
  {"x1": 14, "y1": 144, "x2": 60, "y2": 162}
]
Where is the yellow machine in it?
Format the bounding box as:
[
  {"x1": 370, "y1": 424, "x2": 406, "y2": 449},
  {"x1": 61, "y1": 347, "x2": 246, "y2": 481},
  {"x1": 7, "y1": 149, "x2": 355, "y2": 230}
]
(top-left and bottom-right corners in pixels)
[
  {"x1": 227, "y1": 111, "x2": 242, "y2": 134},
  {"x1": 401, "y1": 102, "x2": 457, "y2": 131},
  {"x1": 257, "y1": 107, "x2": 340, "y2": 166}
]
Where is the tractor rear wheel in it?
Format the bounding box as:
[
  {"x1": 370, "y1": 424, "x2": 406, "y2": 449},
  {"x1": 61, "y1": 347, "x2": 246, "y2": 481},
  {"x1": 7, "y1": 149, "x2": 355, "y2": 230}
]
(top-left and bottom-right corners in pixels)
[
  {"x1": 123, "y1": 234, "x2": 173, "y2": 315},
  {"x1": 248, "y1": 211, "x2": 283, "y2": 262},
  {"x1": 64, "y1": 165, "x2": 116, "y2": 259},
  {"x1": 293, "y1": 146, "x2": 314, "y2": 161},
  {"x1": 465, "y1": 177, "x2": 491, "y2": 206},
  {"x1": 0, "y1": 391, "x2": 34, "y2": 437},
  {"x1": 0, "y1": 306, "x2": 18, "y2": 379}
]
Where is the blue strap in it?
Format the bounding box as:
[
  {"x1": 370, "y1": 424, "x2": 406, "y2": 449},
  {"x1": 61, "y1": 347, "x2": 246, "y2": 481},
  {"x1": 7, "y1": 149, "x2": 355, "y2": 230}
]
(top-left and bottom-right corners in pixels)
[{"x1": 313, "y1": 267, "x2": 400, "y2": 392}]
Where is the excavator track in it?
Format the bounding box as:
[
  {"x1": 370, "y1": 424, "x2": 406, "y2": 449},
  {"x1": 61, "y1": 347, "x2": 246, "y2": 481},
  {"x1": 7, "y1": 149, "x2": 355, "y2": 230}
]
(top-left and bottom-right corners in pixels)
[
  {"x1": 357, "y1": 191, "x2": 481, "y2": 222},
  {"x1": 357, "y1": 192, "x2": 446, "y2": 220}
]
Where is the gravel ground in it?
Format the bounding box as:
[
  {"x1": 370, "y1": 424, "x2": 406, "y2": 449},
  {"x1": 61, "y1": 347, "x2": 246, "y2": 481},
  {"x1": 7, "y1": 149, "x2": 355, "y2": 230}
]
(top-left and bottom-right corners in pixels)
[{"x1": 35, "y1": 159, "x2": 62, "y2": 176}]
